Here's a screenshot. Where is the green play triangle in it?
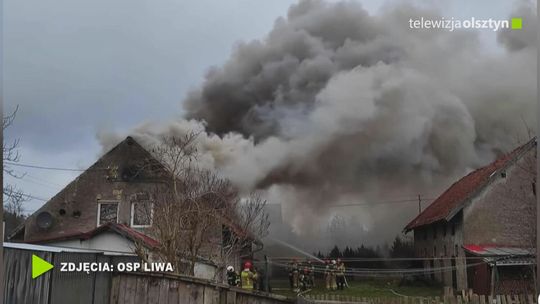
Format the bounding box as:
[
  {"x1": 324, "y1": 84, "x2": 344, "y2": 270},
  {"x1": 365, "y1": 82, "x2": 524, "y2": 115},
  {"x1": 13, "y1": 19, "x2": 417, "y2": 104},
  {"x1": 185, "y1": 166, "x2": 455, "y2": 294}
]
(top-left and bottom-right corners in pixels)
[{"x1": 32, "y1": 254, "x2": 54, "y2": 279}]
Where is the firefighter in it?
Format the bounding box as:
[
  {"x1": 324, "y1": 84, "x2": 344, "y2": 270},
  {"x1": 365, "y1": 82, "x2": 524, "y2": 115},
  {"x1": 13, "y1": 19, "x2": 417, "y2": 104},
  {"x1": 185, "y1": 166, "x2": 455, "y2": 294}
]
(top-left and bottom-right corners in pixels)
[
  {"x1": 252, "y1": 267, "x2": 260, "y2": 290},
  {"x1": 308, "y1": 260, "x2": 315, "y2": 288},
  {"x1": 329, "y1": 260, "x2": 337, "y2": 291},
  {"x1": 336, "y1": 260, "x2": 346, "y2": 290},
  {"x1": 240, "y1": 261, "x2": 254, "y2": 290},
  {"x1": 292, "y1": 259, "x2": 300, "y2": 291},
  {"x1": 226, "y1": 265, "x2": 239, "y2": 286},
  {"x1": 324, "y1": 260, "x2": 331, "y2": 290},
  {"x1": 287, "y1": 261, "x2": 294, "y2": 289},
  {"x1": 302, "y1": 262, "x2": 312, "y2": 289}
]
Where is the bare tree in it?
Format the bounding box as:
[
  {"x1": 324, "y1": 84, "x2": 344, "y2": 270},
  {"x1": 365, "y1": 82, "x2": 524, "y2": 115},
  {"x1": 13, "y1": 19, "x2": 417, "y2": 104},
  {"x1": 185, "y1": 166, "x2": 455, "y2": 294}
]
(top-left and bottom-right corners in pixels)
[
  {"x1": 136, "y1": 133, "x2": 269, "y2": 279},
  {"x1": 211, "y1": 192, "x2": 269, "y2": 282},
  {"x1": 3, "y1": 106, "x2": 27, "y2": 236}
]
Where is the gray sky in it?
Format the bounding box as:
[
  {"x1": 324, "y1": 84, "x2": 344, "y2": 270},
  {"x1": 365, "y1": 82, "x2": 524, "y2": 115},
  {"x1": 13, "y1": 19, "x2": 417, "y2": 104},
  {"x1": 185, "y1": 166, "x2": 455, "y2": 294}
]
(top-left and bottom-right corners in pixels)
[{"x1": 3, "y1": 0, "x2": 521, "y2": 213}]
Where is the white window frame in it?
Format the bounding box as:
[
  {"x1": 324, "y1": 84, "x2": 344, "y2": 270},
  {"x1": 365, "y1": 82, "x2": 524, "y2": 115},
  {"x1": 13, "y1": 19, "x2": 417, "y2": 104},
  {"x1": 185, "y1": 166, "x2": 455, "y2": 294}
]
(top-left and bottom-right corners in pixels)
[
  {"x1": 97, "y1": 201, "x2": 119, "y2": 227},
  {"x1": 130, "y1": 201, "x2": 153, "y2": 228}
]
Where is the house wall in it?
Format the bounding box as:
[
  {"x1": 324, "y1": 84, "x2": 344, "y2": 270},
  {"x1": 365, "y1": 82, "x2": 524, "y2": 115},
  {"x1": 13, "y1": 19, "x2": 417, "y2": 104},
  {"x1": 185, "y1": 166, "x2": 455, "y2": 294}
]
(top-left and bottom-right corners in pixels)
[
  {"x1": 413, "y1": 214, "x2": 467, "y2": 291},
  {"x1": 23, "y1": 138, "x2": 164, "y2": 243},
  {"x1": 46, "y1": 232, "x2": 135, "y2": 254},
  {"x1": 411, "y1": 145, "x2": 536, "y2": 293},
  {"x1": 462, "y1": 149, "x2": 536, "y2": 247},
  {"x1": 20, "y1": 137, "x2": 244, "y2": 281}
]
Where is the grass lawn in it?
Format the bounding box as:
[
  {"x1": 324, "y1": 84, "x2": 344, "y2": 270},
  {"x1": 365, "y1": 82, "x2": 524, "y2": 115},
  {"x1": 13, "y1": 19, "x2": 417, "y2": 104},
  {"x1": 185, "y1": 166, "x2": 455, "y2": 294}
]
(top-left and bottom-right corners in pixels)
[{"x1": 270, "y1": 278, "x2": 442, "y2": 299}]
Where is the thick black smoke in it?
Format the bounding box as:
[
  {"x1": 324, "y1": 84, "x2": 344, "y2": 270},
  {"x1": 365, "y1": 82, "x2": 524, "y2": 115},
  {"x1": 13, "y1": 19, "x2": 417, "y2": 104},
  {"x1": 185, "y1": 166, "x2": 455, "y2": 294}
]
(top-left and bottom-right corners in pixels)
[{"x1": 101, "y1": 0, "x2": 537, "y2": 249}]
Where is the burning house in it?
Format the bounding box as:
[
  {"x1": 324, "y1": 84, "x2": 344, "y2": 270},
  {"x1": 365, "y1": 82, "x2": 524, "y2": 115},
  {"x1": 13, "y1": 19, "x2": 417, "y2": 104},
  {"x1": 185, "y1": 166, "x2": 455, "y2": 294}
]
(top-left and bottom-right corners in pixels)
[
  {"x1": 9, "y1": 136, "x2": 259, "y2": 279},
  {"x1": 404, "y1": 138, "x2": 536, "y2": 295}
]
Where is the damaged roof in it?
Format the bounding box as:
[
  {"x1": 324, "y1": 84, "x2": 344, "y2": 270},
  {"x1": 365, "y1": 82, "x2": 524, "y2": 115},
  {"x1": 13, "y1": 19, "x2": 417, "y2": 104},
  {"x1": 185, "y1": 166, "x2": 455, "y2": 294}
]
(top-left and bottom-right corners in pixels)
[{"x1": 404, "y1": 138, "x2": 536, "y2": 231}]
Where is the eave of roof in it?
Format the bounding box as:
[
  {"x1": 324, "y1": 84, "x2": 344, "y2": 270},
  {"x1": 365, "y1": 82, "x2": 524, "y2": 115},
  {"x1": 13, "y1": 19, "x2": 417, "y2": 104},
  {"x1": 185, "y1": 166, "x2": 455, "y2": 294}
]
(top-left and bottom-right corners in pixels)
[
  {"x1": 404, "y1": 138, "x2": 536, "y2": 231},
  {"x1": 26, "y1": 222, "x2": 160, "y2": 249}
]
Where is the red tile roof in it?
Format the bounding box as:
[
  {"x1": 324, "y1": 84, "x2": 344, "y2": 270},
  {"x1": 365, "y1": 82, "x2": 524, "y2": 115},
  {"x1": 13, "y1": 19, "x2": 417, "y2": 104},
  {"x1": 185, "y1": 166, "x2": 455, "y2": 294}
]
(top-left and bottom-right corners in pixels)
[
  {"x1": 27, "y1": 222, "x2": 160, "y2": 249},
  {"x1": 404, "y1": 138, "x2": 536, "y2": 231}
]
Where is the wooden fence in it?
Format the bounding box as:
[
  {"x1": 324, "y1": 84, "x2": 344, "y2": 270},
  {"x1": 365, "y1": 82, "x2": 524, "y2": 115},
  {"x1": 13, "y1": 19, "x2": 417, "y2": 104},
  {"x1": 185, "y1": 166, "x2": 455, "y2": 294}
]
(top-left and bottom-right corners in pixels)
[
  {"x1": 109, "y1": 272, "x2": 295, "y2": 304},
  {"x1": 299, "y1": 294, "x2": 538, "y2": 304}
]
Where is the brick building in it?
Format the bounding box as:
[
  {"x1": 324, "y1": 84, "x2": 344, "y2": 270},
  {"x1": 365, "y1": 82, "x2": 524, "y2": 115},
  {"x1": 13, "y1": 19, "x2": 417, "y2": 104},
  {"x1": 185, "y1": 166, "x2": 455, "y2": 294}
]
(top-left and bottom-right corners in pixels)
[
  {"x1": 404, "y1": 138, "x2": 536, "y2": 295},
  {"x1": 9, "y1": 136, "x2": 258, "y2": 278}
]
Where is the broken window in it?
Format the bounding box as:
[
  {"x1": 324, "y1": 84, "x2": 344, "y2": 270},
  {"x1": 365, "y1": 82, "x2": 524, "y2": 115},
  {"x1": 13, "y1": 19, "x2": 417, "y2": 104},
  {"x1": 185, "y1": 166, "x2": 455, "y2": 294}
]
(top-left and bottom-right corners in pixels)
[
  {"x1": 131, "y1": 201, "x2": 153, "y2": 227},
  {"x1": 98, "y1": 202, "x2": 118, "y2": 226}
]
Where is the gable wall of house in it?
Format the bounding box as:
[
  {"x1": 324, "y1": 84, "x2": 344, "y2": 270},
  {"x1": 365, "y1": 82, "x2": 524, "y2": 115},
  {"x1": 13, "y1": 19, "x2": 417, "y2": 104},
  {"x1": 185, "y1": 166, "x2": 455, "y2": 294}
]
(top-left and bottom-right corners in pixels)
[
  {"x1": 413, "y1": 214, "x2": 467, "y2": 290},
  {"x1": 463, "y1": 148, "x2": 536, "y2": 247},
  {"x1": 24, "y1": 138, "x2": 164, "y2": 242}
]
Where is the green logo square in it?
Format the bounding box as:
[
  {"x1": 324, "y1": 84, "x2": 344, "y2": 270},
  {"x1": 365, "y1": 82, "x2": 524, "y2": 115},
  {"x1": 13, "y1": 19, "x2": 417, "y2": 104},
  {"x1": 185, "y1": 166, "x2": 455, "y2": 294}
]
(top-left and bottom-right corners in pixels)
[{"x1": 511, "y1": 18, "x2": 522, "y2": 29}]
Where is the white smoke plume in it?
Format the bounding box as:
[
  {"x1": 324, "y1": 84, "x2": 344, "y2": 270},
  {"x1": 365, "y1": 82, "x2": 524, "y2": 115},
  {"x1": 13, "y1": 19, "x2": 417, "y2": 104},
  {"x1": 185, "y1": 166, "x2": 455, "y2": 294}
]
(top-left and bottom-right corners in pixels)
[{"x1": 100, "y1": 0, "x2": 537, "y2": 249}]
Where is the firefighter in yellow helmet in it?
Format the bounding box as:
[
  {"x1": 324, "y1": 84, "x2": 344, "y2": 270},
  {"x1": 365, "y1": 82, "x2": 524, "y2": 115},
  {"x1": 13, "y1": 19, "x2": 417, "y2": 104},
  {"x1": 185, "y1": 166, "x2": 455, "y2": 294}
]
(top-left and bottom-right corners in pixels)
[{"x1": 240, "y1": 261, "x2": 254, "y2": 290}]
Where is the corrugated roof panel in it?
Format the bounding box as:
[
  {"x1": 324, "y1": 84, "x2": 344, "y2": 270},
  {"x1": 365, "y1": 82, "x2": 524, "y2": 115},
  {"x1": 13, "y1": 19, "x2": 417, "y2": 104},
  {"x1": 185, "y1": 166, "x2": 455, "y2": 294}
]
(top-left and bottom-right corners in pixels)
[{"x1": 463, "y1": 244, "x2": 534, "y2": 256}]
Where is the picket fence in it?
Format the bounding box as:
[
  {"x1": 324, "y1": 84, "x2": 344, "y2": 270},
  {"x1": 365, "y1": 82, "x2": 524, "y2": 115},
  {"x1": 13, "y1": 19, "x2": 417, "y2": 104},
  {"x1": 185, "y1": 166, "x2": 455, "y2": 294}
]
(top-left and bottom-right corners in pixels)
[{"x1": 298, "y1": 294, "x2": 538, "y2": 304}]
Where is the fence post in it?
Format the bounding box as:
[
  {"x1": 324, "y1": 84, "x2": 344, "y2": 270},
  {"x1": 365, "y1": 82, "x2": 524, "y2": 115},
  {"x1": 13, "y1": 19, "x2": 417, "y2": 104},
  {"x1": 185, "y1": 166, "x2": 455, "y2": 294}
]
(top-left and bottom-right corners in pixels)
[{"x1": 225, "y1": 290, "x2": 236, "y2": 304}]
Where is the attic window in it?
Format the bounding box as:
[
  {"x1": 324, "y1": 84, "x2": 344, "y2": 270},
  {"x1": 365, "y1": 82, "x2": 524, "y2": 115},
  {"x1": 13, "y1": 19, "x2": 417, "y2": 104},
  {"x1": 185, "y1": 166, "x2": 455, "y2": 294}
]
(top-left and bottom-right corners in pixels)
[
  {"x1": 131, "y1": 202, "x2": 152, "y2": 228},
  {"x1": 97, "y1": 202, "x2": 119, "y2": 226}
]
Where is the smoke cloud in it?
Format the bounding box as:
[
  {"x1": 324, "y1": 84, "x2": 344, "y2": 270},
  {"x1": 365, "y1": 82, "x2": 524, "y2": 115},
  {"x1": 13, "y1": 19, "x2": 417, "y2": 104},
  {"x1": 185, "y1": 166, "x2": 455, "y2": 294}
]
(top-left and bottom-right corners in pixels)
[{"x1": 100, "y1": 0, "x2": 537, "y2": 249}]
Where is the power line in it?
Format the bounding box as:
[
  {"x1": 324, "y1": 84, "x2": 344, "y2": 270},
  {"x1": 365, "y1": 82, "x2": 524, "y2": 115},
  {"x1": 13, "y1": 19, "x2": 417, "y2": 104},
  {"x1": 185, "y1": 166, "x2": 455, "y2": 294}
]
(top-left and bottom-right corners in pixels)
[
  {"x1": 266, "y1": 260, "x2": 488, "y2": 276},
  {"x1": 269, "y1": 256, "x2": 498, "y2": 261},
  {"x1": 25, "y1": 174, "x2": 65, "y2": 188},
  {"x1": 331, "y1": 198, "x2": 435, "y2": 208},
  {"x1": 23, "y1": 194, "x2": 49, "y2": 202},
  {"x1": 4, "y1": 161, "x2": 87, "y2": 172}
]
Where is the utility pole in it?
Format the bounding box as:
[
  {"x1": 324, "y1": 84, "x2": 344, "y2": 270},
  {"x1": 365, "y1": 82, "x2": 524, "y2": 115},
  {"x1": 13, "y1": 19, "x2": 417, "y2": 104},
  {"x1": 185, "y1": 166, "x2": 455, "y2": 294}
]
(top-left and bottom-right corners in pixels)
[{"x1": 418, "y1": 194, "x2": 422, "y2": 214}]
